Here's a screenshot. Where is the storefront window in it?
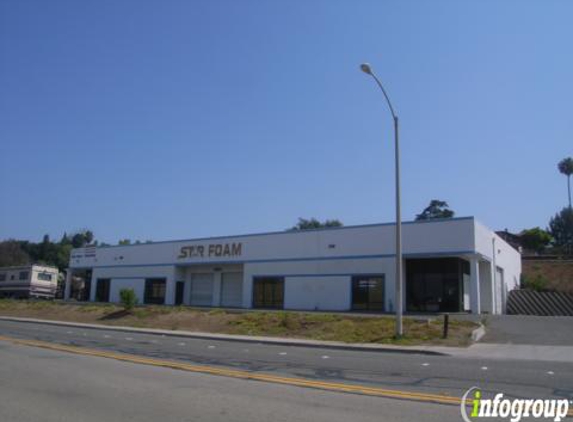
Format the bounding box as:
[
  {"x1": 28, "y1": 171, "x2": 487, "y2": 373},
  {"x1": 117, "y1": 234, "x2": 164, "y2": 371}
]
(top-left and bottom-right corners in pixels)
[
  {"x1": 351, "y1": 275, "x2": 385, "y2": 311},
  {"x1": 144, "y1": 278, "x2": 166, "y2": 305},
  {"x1": 253, "y1": 277, "x2": 284, "y2": 309},
  {"x1": 406, "y1": 258, "x2": 468, "y2": 312}
]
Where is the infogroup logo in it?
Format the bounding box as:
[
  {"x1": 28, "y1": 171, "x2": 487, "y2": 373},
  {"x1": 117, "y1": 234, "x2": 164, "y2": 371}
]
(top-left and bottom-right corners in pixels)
[{"x1": 460, "y1": 387, "x2": 570, "y2": 422}]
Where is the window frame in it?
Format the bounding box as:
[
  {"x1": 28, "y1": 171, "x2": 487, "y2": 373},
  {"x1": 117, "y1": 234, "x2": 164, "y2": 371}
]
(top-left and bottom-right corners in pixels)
[
  {"x1": 37, "y1": 272, "x2": 53, "y2": 281},
  {"x1": 351, "y1": 274, "x2": 385, "y2": 311},
  {"x1": 144, "y1": 278, "x2": 166, "y2": 305},
  {"x1": 252, "y1": 277, "x2": 285, "y2": 309}
]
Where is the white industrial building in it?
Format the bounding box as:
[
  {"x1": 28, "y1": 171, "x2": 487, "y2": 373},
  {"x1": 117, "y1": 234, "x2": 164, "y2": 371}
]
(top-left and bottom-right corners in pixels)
[
  {"x1": 65, "y1": 217, "x2": 521, "y2": 314},
  {"x1": 0, "y1": 264, "x2": 59, "y2": 299}
]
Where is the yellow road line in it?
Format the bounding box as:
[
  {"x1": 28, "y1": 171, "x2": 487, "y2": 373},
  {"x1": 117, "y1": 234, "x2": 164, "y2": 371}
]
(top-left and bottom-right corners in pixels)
[
  {"x1": 0, "y1": 334, "x2": 461, "y2": 405},
  {"x1": 1, "y1": 334, "x2": 572, "y2": 417}
]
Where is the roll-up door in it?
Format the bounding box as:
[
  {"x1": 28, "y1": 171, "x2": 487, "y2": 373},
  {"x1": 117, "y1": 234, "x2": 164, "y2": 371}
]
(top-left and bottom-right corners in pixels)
[
  {"x1": 190, "y1": 273, "x2": 213, "y2": 306},
  {"x1": 221, "y1": 272, "x2": 243, "y2": 307}
]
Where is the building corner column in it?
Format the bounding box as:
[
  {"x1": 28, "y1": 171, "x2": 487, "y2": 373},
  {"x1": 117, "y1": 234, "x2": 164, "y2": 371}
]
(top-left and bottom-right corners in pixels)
[
  {"x1": 165, "y1": 266, "x2": 178, "y2": 305},
  {"x1": 212, "y1": 271, "x2": 222, "y2": 307},
  {"x1": 89, "y1": 272, "x2": 97, "y2": 302},
  {"x1": 470, "y1": 257, "x2": 481, "y2": 314},
  {"x1": 491, "y1": 238, "x2": 498, "y2": 315},
  {"x1": 64, "y1": 269, "x2": 73, "y2": 300}
]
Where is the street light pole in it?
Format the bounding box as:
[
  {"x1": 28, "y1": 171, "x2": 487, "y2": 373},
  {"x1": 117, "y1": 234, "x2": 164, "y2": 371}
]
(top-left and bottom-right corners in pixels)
[{"x1": 360, "y1": 63, "x2": 403, "y2": 337}]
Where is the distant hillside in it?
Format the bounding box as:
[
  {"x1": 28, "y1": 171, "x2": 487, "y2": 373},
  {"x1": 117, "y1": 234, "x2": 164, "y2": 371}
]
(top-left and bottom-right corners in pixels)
[{"x1": 522, "y1": 259, "x2": 573, "y2": 294}]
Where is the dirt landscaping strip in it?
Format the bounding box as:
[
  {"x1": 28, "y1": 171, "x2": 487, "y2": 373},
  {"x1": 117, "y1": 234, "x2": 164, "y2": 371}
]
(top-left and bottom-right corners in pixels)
[{"x1": 0, "y1": 300, "x2": 478, "y2": 347}]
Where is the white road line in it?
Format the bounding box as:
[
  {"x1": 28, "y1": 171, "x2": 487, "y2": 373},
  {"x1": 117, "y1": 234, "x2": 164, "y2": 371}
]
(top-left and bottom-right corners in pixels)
[
  {"x1": 125, "y1": 337, "x2": 133, "y2": 341},
  {"x1": 178, "y1": 342, "x2": 186, "y2": 346},
  {"x1": 207, "y1": 345, "x2": 215, "y2": 349},
  {"x1": 481, "y1": 366, "x2": 488, "y2": 371},
  {"x1": 279, "y1": 352, "x2": 287, "y2": 356},
  {"x1": 547, "y1": 371, "x2": 555, "y2": 375},
  {"x1": 66, "y1": 331, "x2": 73, "y2": 335},
  {"x1": 321, "y1": 355, "x2": 330, "y2": 359},
  {"x1": 422, "y1": 363, "x2": 430, "y2": 367},
  {"x1": 103, "y1": 335, "x2": 111, "y2": 339}
]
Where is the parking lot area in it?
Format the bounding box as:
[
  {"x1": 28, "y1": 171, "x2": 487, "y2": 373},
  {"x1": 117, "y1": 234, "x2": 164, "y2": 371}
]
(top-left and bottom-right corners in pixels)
[{"x1": 481, "y1": 315, "x2": 573, "y2": 345}]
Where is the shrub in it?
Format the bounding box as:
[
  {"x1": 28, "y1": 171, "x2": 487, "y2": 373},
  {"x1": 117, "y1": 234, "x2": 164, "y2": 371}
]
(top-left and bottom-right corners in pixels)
[
  {"x1": 119, "y1": 288, "x2": 138, "y2": 311},
  {"x1": 522, "y1": 274, "x2": 549, "y2": 292}
]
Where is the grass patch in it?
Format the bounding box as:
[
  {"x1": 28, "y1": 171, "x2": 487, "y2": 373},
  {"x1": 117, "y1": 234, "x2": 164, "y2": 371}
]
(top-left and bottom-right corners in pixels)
[
  {"x1": 0, "y1": 300, "x2": 477, "y2": 346},
  {"x1": 226, "y1": 312, "x2": 475, "y2": 346}
]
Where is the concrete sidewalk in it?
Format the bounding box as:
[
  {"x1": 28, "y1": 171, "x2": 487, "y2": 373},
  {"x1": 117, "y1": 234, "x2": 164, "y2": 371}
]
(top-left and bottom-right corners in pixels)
[
  {"x1": 2, "y1": 315, "x2": 573, "y2": 362},
  {"x1": 447, "y1": 343, "x2": 573, "y2": 362}
]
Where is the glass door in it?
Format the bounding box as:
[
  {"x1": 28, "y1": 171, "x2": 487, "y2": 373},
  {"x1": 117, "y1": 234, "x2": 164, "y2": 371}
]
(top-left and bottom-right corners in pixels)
[{"x1": 351, "y1": 275, "x2": 385, "y2": 311}]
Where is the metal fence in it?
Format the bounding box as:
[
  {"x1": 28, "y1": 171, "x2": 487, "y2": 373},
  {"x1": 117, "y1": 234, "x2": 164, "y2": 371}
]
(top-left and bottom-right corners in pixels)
[{"x1": 507, "y1": 290, "x2": 573, "y2": 316}]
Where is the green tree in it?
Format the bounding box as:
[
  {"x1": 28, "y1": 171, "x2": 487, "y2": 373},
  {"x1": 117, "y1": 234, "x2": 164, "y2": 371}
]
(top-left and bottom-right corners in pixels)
[
  {"x1": 520, "y1": 227, "x2": 552, "y2": 253},
  {"x1": 55, "y1": 244, "x2": 72, "y2": 270},
  {"x1": 71, "y1": 230, "x2": 94, "y2": 248},
  {"x1": 415, "y1": 200, "x2": 455, "y2": 221},
  {"x1": 118, "y1": 239, "x2": 131, "y2": 245},
  {"x1": 289, "y1": 218, "x2": 343, "y2": 231},
  {"x1": 60, "y1": 233, "x2": 71, "y2": 246},
  {"x1": 548, "y1": 207, "x2": 573, "y2": 255},
  {"x1": 558, "y1": 157, "x2": 573, "y2": 209},
  {"x1": 0, "y1": 240, "x2": 31, "y2": 267},
  {"x1": 1, "y1": 230, "x2": 96, "y2": 272}
]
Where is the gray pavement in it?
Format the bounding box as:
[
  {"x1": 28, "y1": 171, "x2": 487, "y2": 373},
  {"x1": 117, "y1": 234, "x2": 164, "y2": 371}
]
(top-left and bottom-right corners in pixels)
[
  {"x1": 481, "y1": 315, "x2": 573, "y2": 345},
  {"x1": 0, "y1": 319, "x2": 571, "y2": 403},
  {"x1": 0, "y1": 340, "x2": 466, "y2": 422}
]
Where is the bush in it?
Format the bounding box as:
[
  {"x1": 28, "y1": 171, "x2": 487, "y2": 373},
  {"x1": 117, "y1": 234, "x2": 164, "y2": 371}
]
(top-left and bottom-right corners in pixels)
[
  {"x1": 521, "y1": 274, "x2": 549, "y2": 292},
  {"x1": 119, "y1": 288, "x2": 138, "y2": 311}
]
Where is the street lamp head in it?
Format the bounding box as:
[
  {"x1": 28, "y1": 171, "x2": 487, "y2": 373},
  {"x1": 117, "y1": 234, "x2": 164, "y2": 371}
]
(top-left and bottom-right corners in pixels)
[{"x1": 360, "y1": 63, "x2": 373, "y2": 75}]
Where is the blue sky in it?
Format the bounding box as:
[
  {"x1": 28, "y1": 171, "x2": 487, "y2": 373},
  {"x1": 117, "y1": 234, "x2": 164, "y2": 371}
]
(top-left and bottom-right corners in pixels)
[{"x1": 1, "y1": 0, "x2": 571, "y2": 244}]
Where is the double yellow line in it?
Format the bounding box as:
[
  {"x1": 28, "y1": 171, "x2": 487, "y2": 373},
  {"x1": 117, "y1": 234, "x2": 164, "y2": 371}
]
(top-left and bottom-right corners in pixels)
[
  {"x1": 1, "y1": 334, "x2": 572, "y2": 417},
  {"x1": 0, "y1": 334, "x2": 460, "y2": 405}
]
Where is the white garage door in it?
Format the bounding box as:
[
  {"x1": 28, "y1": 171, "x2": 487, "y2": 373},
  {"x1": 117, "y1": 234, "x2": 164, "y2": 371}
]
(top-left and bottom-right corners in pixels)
[
  {"x1": 221, "y1": 272, "x2": 243, "y2": 308},
  {"x1": 190, "y1": 273, "x2": 213, "y2": 306}
]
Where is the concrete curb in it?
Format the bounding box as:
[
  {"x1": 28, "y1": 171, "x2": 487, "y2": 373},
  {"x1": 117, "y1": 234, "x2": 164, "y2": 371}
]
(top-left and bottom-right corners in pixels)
[
  {"x1": 471, "y1": 324, "x2": 486, "y2": 342},
  {"x1": 0, "y1": 316, "x2": 453, "y2": 356}
]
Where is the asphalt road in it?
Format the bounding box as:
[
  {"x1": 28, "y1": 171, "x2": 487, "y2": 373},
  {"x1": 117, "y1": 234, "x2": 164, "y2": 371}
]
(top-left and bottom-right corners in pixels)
[
  {"x1": 0, "y1": 340, "x2": 469, "y2": 422},
  {"x1": 0, "y1": 319, "x2": 571, "y2": 403}
]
